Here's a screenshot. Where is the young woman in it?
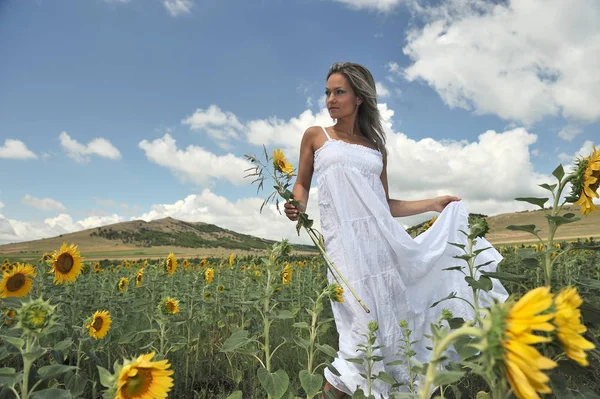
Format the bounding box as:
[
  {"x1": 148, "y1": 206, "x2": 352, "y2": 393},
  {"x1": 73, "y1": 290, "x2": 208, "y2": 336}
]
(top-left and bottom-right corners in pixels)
[{"x1": 284, "y1": 62, "x2": 507, "y2": 397}]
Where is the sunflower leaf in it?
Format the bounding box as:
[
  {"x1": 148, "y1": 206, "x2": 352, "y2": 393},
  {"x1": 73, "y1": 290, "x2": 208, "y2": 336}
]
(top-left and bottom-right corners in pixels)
[
  {"x1": 220, "y1": 330, "x2": 254, "y2": 353},
  {"x1": 29, "y1": 388, "x2": 72, "y2": 399},
  {"x1": 430, "y1": 292, "x2": 457, "y2": 308},
  {"x1": 539, "y1": 183, "x2": 557, "y2": 192},
  {"x1": 317, "y1": 343, "x2": 338, "y2": 358},
  {"x1": 37, "y1": 365, "x2": 78, "y2": 381},
  {"x1": 552, "y1": 164, "x2": 565, "y2": 181},
  {"x1": 299, "y1": 370, "x2": 323, "y2": 398},
  {"x1": 0, "y1": 367, "x2": 20, "y2": 387},
  {"x1": 0, "y1": 336, "x2": 24, "y2": 350},
  {"x1": 506, "y1": 224, "x2": 540, "y2": 235},
  {"x1": 257, "y1": 367, "x2": 289, "y2": 399},
  {"x1": 515, "y1": 197, "x2": 549, "y2": 209},
  {"x1": 546, "y1": 215, "x2": 581, "y2": 227},
  {"x1": 226, "y1": 391, "x2": 243, "y2": 399},
  {"x1": 433, "y1": 370, "x2": 465, "y2": 386}
]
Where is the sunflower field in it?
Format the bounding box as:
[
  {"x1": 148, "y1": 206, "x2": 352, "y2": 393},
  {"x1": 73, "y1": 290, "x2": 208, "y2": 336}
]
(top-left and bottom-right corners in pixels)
[{"x1": 1, "y1": 147, "x2": 599, "y2": 399}]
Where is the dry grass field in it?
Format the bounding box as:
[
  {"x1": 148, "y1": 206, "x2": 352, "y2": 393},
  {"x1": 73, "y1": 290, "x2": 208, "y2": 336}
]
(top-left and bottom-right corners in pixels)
[{"x1": 1, "y1": 205, "x2": 598, "y2": 261}]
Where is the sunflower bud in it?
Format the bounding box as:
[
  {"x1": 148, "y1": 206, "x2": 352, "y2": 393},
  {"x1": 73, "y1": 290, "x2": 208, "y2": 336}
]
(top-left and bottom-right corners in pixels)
[{"x1": 16, "y1": 297, "x2": 57, "y2": 336}]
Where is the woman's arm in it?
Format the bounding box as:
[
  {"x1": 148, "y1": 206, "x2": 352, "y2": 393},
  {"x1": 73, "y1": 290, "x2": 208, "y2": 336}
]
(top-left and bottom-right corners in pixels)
[
  {"x1": 285, "y1": 127, "x2": 319, "y2": 220},
  {"x1": 380, "y1": 156, "x2": 460, "y2": 217}
]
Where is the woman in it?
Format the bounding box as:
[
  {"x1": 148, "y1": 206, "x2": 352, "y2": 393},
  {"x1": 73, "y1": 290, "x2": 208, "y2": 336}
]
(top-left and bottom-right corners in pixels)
[{"x1": 284, "y1": 62, "x2": 507, "y2": 397}]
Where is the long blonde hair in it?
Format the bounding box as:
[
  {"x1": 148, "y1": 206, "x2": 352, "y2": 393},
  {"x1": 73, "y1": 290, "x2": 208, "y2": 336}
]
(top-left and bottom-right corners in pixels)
[{"x1": 326, "y1": 62, "x2": 387, "y2": 161}]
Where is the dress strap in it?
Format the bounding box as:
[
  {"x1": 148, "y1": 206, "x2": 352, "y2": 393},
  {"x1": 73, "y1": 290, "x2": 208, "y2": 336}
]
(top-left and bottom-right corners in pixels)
[{"x1": 321, "y1": 126, "x2": 332, "y2": 141}]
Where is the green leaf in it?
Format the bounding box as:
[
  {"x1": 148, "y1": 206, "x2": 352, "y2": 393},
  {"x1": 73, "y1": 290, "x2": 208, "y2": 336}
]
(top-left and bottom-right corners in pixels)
[
  {"x1": 299, "y1": 370, "x2": 323, "y2": 398},
  {"x1": 539, "y1": 183, "x2": 557, "y2": 192},
  {"x1": 480, "y1": 271, "x2": 527, "y2": 283},
  {"x1": 433, "y1": 370, "x2": 465, "y2": 386},
  {"x1": 0, "y1": 367, "x2": 20, "y2": 387},
  {"x1": 442, "y1": 266, "x2": 464, "y2": 272},
  {"x1": 30, "y1": 389, "x2": 72, "y2": 399},
  {"x1": 377, "y1": 371, "x2": 397, "y2": 385},
  {"x1": 257, "y1": 367, "x2": 289, "y2": 399},
  {"x1": 53, "y1": 339, "x2": 73, "y2": 352},
  {"x1": 430, "y1": 292, "x2": 457, "y2": 309},
  {"x1": 448, "y1": 243, "x2": 466, "y2": 250},
  {"x1": 552, "y1": 164, "x2": 565, "y2": 181},
  {"x1": 38, "y1": 365, "x2": 78, "y2": 380},
  {"x1": 0, "y1": 336, "x2": 24, "y2": 350},
  {"x1": 65, "y1": 371, "x2": 87, "y2": 396},
  {"x1": 220, "y1": 330, "x2": 253, "y2": 353},
  {"x1": 464, "y1": 276, "x2": 493, "y2": 292},
  {"x1": 226, "y1": 391, "x2": 243, "y2": 399},
  {"x1": 515, "y1": 197, "x2": 549, "y2": 209},
  {"x1": 292, "y1": 335, "x2": 309, "y2": 350},
  {"x1": 273, "y1": 310, "x2": 294, "y2": 319},
  {"x1": 316, "y1": 344, "x2": 338, "y2": 358},
  {"x1": 345, "y1": 357, "x2": 364, "y2": 364},
  {"x1": 546, "y1": 215, "x2": 581, "y2": 227},
  {"x1": 292, "y1": 322, "x2": 309, "y2": 329},
  {"x1": 506, "y1": 224, "x2": 539, "y2": 234},
  {"x1": 96, "y1": 366, "x2": 114, "y2": 388},
  {"x1": 454, "y1": 335, "x2": 479, "y2": 360}
]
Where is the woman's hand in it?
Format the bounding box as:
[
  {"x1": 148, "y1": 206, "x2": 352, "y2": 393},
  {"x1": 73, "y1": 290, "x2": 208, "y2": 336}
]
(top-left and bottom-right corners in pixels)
[
  {"x1": 284, "y1": 202, "x2": 300, "y2": 221},
  {"x1": 431, "y1": 195, "x2": 461, "y2": 212}
]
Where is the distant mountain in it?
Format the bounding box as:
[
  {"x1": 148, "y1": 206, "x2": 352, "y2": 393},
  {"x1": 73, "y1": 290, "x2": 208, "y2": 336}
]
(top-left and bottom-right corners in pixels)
[
  {"x1": 0, "y1": 217, "x2": 316, "y2": 261},
  {"x1": 1, "y1": 205, "x2": 598, "y2": 261}
]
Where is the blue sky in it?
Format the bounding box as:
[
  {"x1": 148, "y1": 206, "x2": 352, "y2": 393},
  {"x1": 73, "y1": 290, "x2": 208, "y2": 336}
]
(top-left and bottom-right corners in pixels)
[{"x1": 1, "y1": 0, "x2": 598, "y2": 245}]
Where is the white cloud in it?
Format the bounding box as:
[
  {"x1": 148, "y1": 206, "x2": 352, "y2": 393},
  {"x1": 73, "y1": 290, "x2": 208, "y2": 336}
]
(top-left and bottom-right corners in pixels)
[
  {"x1": 558, "y1": 140, "x2": 598, "y2": 165},
  {"x1": 59, "y1": 132, "x2": 122, "y2": 163},
  {"x1": 558, "y1": 125, "x2": 584, "y2": 141},
  {"x1": 21, "y1": 194, "x2": 66, "y2": 212},
  {"x1": 0, "y1": 213, "x2": 123, "y2": 245},
  {"x1": 0, "y1": 139, "x2": 37, "y2": 159},
  {"x1": 376, "y1": 81, "x2": 391, "y2": 97},
  {"x1": 182, "y1": 105, "x2": 244, "y2": 146},
  {"x1": 138, "y1": 133, "x2": 253, "y2": 186},
  {"x1": 331, "y1": 0, "x2": 403, "y2": 12},
  {"x1": 163, "y1": 0, "x2": 193, "y2": 16},
  {"x1": 134, "y1": 188, "x2": 321, "y2": 245},
  {"x1": 403, "y1": 0, "x2": 600, "y2": 125}
]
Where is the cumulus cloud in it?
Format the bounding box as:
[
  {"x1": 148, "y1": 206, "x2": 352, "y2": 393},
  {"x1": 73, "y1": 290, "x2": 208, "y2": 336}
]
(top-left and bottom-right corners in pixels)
[
  {"x1": 138, "y1": 133, "x2": 253, "y2": 186},
  {"x1": 181, "y1": 105, "x2": 244, "y2": 148},
  {"x1": 21, "y1": 194, "x2": 66, "y2": 212},
  {"x1": 0, "y1": 139, "x2": 37, "y2": 159},
  {"x1": 330, "y1": 0, "x2": 403, "y2": 12},
  {"x1": 59, "y1": 132, "x2": 121, "y2": 163},
  {"x1": 133, "y1": 188, "x2": 321, "y2": 245},
  {"x1": 376, "y1": 81, "x2": 391, "y2": 97},
  {"x1": 163, "y1": 0, "x2": 193, "y2": 16},
  {"x1": 558, "y1": 125, "x2": 584, "y2": 142},
  {"x1": 402, "y1": 0, "x2": 600, "y2": 125},
  {"x1": 0, "y1": 213, "x2": 123, "y2": 245}
]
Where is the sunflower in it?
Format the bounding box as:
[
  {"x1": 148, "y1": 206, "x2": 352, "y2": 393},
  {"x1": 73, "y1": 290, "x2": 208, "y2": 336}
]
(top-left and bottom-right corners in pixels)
[
  {"x1": 182, "y1": 259, "x2": 189, "y2": 270},
  {"x1": 16, "y1": 297, "x2": 57, "y2": 336},
  {"x1": 135, "y1": 268, "x2": 144, "y2": 287},
  {"x1": 93, "y1": 262, "x2": 102, "y2": 273},
  {"x1": 1, "y1": 263, "x2": 36, "y2": 298},
  {"x1": 502, "y1": 287, "x2": 557, "y2": 399},
  {"x1": 570, "y1": 146, "x2": 600, "y2": 215},
  {"x1": 199, "y1": 259, "x2": 207, "y2": 269},
  {"x1": 334, "y1": 285, "x2": 344, "y2": 303},
  {"x1": 165, "y1": 253, "x2": 177, "y2": 276},
  {"x1": 204, "y1": 268, "x2": 214, "y2": 284},
  {"x1": 48, "y1": 243, "x2": 83, "y2": 285},
  {"x1": 160, "y1": 297, "x2": 179, "y2": 315},
  {"x1": 87, "y1": 310, "x2": 112, "y2": 340},
  {"x1": 118, "y1": 277, "x2": 129, "y2": 292},
  {"x1": 553, "y1": 287, "x2": 595, "y2": 366},
  {"x1": 272, "y1": 148, "x2": 294, "y2": 176},
  {"x1": 423, "y1": 216, "x2": 438, "y2": 232},
  {"x1": 228, "y1": 253, "x2": 235, "y2": 267},
  {"x1": 281, "y1": 263, "x2": 292, "y2": 285},
  {"x1": 115, "y1": 352, "x2": 174, "y2": 399},
  {"x1": 217, "y1": 284, "x2": 225, "y2": 293},
  {"x1": 3, "y1": 309, "x2": 16, "y2": 325}
]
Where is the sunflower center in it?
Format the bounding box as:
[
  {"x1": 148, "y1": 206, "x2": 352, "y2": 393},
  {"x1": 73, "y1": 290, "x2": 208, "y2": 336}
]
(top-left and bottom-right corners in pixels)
[
  {"x1": 167, "y1": 302, "x2": 175, "y2": 312},
  {"x1": 92, "y1": 316, "x2": 104, "y2": 331},
  {"x1": 124, "y1": 368, "x2": 153, "y2": 396},
  {"x1": 6, "y1": 273, "x2": 26, "y2": 292},
  {"x1": 56, "y1": 253, "x2": 74, "y2": 274}
]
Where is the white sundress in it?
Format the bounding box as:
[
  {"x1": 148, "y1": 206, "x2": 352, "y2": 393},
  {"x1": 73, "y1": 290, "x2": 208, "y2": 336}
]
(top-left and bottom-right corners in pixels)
[{"x1": 313, "y1": 126, "x2": 508, "y2": 396}]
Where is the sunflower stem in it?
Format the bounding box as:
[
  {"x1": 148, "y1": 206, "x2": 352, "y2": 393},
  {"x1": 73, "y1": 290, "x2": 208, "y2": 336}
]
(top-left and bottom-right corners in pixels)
[{"x1": 419, "y1": 326, "x2": 480, "y2": 399}]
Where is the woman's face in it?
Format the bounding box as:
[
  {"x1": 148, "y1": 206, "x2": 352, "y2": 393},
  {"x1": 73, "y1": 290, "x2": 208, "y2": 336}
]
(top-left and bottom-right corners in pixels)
[{"x1": 325, "y1": 73, "x2": 361, "y2": 120}]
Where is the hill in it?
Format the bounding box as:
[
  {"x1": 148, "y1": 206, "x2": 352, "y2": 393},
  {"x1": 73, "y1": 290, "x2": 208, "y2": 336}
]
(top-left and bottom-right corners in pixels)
[
  {"x1": 1, "y1": 205, "x2": 598, "y2": 261},
  {"x1": 0, "y1": 217, "x2": 317, "y2": 261}
]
